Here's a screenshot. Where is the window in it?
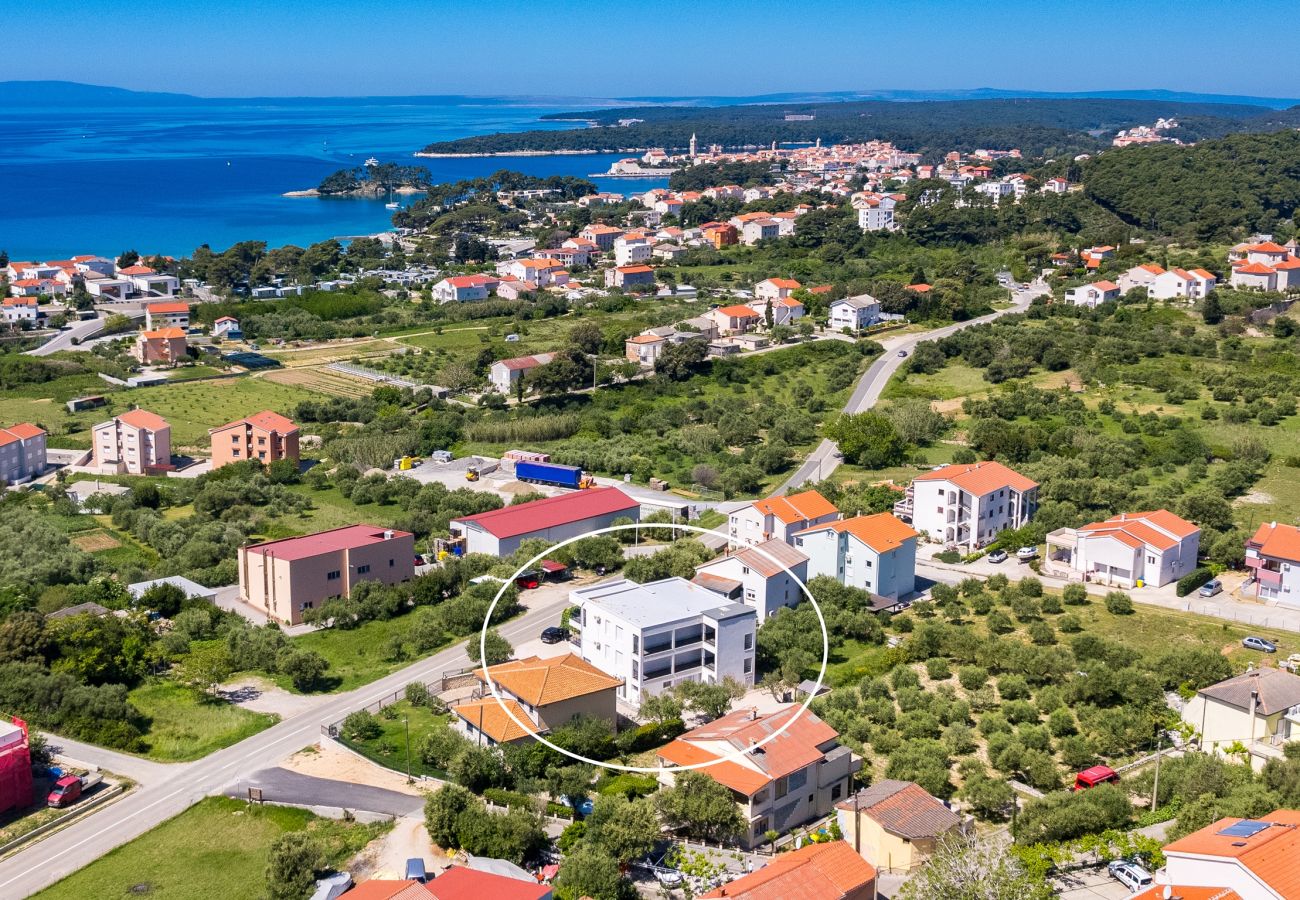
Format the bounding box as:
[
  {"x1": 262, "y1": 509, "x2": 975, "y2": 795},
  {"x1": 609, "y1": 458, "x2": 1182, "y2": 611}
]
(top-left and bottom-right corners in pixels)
[
  {"x1": 232, "y1": 449, "x2": 240, "y2": 457},
  {"x1": 741, "y1": 566, "x2": 750, "y2": 575},
  {"x1": 774, "y1": 777, "x2": 789, "y2": 799},
  {"x1": 327, "y1": 570, "x2": 341, "y2": 581},
  {"x1": 356, "y1": 564, "x2": 371, "y2": 575},
  {"x1": 744, "y1": 633, "x2": 753, "y2": 650},
  {"x1": 389, "y1": 559, "x2": 395, "y2": 567},
  {"x1": 744, "y1": 658, "x2": 752, "y2": 674},
  {"x1": 258, "y1": 436, "x2": 266, "y2": 445},
  {"x1": 302, "y1": 600, "x2": 313, "y2": 610},
  {"x1": 831, "y1": 783, "x2": 843, "y2": 801},
  {"x1": 1147, "y1": 555, "x2": 1156, "y2": 564},
  {"x1": 231, "y1": 435, "x2": 239, "y2": 443}
]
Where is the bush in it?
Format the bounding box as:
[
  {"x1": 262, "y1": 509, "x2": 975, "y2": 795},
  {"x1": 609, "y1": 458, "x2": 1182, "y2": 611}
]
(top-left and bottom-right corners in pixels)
[
  {"x1": 1018, "y1": 577, "x2": 1043, "y2": 598},
  {"x1": 1062, "y1": 583, "x2": 1089, "y2": 605},
  {"x1": 404, "y1": 682, "x2": 430, "y2": 706},
  {"x1": 483, "y1": 787, "x2": 538, "y2": 809},
  {"x1": 1017, "y1": 784, "x2": 1133, "y2": 843},
  {"x1": 1059, "y1": 613, "x2": 1083, "y2": 633},
  {"x1": 1175, "y1": 567, "x2": 1214, "y2": 597},
  {"x1": 926, "y1": 657, "x2": 952, "y2": 680},
  {"x1": 1105, "y1": 591, "x2": 1135, "y2": 615},
  {"x1": 614, "y1": 718, "x2": 685, "y2": 755},
  {"x1": 342, "y1": 710, "x2": 382, "y2": 741},
  {"x1": 958, "y1": 666, "x2": 989, "y2": 691},
  {"x1": 594, "y1": 772, "x2": 661, "y2": 799}
]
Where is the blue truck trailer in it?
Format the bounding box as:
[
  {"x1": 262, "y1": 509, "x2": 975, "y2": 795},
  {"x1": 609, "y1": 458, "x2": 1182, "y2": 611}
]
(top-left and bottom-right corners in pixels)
[{"x1": 514, "y1": 461, "x2": 592, "y2": 489}]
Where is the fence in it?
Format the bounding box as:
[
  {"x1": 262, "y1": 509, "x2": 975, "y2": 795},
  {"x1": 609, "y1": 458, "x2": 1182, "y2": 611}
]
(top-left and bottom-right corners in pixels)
[{"x1": 319, "y1": 664, "x2": 478, "y2": 738}]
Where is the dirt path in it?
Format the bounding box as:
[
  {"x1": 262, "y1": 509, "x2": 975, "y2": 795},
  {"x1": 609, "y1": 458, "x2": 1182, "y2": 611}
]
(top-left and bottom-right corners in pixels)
[
  {"x1": 219, "y1": 675, "x2": 322, "y2": 718},
  {"x1": 350, "y1": 813, "x2": 450, "y2": 882}
]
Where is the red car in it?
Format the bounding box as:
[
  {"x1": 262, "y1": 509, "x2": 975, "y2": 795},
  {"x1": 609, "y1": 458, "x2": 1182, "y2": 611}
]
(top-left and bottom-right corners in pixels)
[
  {"x1": 514, "y1": 572, "x2": 540, "y2": 590},
  {"x1": 1073, "y1": 765, "x2": 1120, "y2": 791}
]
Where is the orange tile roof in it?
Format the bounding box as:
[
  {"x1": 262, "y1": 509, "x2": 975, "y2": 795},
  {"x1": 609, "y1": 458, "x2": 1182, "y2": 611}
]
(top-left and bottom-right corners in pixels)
[
  {"x1": 799, "y1": 513, "x2": 918, "y2": 553},
  {"x1": 906, "y1": 283, "x2": 932, "y2": 292},
  {"x1": 717, "y1": 304, "x2": 761, "y2": 318},
  {"x1": 146, "y1": 301, "x2": 189, "y2": 314},
  {"x1": 1163, "y1": 810, "x2": 1300, "y2": 898},
  {"x1": 1247, "y1": 241, "x2": 1288, "y2": 253},
  {"x1": 1234, "y1": 262, "x2": 1276, "y2": 275},
  {"x1": 1093, "y1": 280, "x2": 1119, "y2": 291},
  {"x1": 1250, "y1": 522, "x2": 1300, "y2": 563},
  {"x1": 451, "y1": 698, "x2": 543, "y2": 743},
  {"x1": 141, "y1": 327, "x2": 187, "y2": 339},
  {"x1": 1131, "y1": 888, "x2": 1240, "y2": 900},
  {"x1": 211, "y1": 410, "x2": 298, "y2": 435},
  {"x1": 913, "y1": 460, "x2": 1037, "y2": 494},
  {"x1": 1191, "y1": 268, "x2": 1216, "y2": 280},
  {"x1": 0, "y1": 423, "x2": 46, "y2": 444},
  {"x1": 343, "y1": 880, "x2": 429, "y2": 900},
  {"x1": 627, "y1": 334, "x2": 664, "y2": 344},
  {"x1": 1138, "y1": 263, "x2": 1166, "y2": 275},
  {"x1": 117, "y1": 265, "x2": 156, "y2": 275},
  {"x1": 700, "y1": 840, "x2": 876, "y2": 900},
  {"x1": 761, "y1": 278, "x2": 801, "y2": 290},
  {"x1": 657, "y1": 739, "x2": 770, "y2": 795},
  {"x1": 115, "y1": 409, "x2": 169, "y2": 431},
  {"x1": 479, "y1": 652, "x2": 621, "y2": 706},
  {"x1": 753, "y1": 489, "x2": 839, "y2": 525}
]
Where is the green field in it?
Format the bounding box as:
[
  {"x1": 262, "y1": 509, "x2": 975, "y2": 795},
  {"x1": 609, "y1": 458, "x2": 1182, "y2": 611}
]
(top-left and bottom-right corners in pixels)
[
  {"x1": 280, "y1": 612, "x2": 449, "y2": 693},
  {"x1": 128, "y1": 680, "x2": 278, "y2": 762},
  {"x1": 33, "y1": 797, "x2": 387, "y2": 900},
  {"x1": 338, "y1": 699, "x2": 451, "y2": 777}
]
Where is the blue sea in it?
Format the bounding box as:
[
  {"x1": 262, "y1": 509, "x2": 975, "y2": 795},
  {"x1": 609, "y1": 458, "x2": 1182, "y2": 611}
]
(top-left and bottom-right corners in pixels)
[{"x1": 0, "y1": 99, "x2": 667, "y2": 260}]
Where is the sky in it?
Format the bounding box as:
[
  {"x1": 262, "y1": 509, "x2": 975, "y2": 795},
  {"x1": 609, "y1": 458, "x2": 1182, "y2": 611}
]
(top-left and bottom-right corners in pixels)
[{"x1": 7, "y1": 0, "x2": 1300, "y2": 99}]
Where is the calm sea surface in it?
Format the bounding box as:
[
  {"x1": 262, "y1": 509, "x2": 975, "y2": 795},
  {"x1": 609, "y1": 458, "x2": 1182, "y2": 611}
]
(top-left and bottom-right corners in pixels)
[{"x1": 0, "y1": 100, "x2": 667, "y2": 259}]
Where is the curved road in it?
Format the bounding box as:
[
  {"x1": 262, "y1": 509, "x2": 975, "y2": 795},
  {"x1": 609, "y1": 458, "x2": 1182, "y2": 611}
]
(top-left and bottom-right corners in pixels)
[
  {"x1": 776, "y1": 283, "x2": 1045, "y2": 493},
  {"x1": 0, "y1": 596, "x2": 568, "y2": 898}
]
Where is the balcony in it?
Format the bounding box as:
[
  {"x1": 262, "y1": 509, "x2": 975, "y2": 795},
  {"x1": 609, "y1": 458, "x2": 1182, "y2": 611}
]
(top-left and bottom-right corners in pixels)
[
  {"x1": 643, "y1": 637, "x2": 674, "y2": 656},
  {"x1": 644, "y1": 661, "x2": 672, "y2": 680},
  {"x1": 1256, "y1": 568, "x2": 1283, "y2": 589}
]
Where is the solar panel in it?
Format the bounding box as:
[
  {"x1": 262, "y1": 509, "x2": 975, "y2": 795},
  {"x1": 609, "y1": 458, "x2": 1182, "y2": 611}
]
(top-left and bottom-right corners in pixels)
[{"x1": 1217, "y1": 819, "x2": 1271, "y2": 838}]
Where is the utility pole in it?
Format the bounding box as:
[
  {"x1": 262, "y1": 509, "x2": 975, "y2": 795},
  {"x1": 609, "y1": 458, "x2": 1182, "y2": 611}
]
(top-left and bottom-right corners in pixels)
[
  {"x1": 404, "y1": 714, "x2": 413, "y2": 784},
  {"x1": 1150, "y1": 731, "x2": 1163, "y2": 811}
]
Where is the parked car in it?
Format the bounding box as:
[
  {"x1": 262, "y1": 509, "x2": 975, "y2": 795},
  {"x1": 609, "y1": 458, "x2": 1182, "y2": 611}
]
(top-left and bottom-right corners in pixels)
[
  {"x1": 1073, "y1": 765, "x2": 1120, "y2": 791},
  {"x1": 897, "y1": 349, "x2": 908, "y2": 357},
  {"x1": 1016, "y1": 546, "x2": 1038, "y2": 561},
  {"x1": 987, "y1": 549, "x2": 1008, "y2": 564},
  {"x1": 1243, "y1": 636, "x2": 1278, "y2": 653},
  {"x1": 1199, "y1": 578, "x2": 1223, "y2": 597},
  {"x1": 413, "y1": 554, "x2": 426, "y2": 567},
  {"x1": 515, "y1": 571, "x2": 541, "y2": 590},
  {"x1": 47, "y1": 772, "x2": 101, "y2": 808},
  {"x1": 404, "y1": 859, "x2": 428, "y2": 883},
  {"x1": 540, "y1": 626, "x2": 569, "y2": 644},
  {"x1": 1107, "y1": 860, "x2": 1153, "y2": 892}
]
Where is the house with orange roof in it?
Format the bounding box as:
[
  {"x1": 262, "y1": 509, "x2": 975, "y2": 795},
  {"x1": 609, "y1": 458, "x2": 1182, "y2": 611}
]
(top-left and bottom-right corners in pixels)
[
  {"x1": 1245, "y1": 522, "x2": 1300, "y2": 605},
  {"x1": 693, "y1": 538, "x2": 810, "y2": 621},
  {"x1": 0, "y1": 423, "x2": 47, "y2": 484},
  {"x1": 754, "y1": 278, "x2": 801, "y2": 303},
  {"x1": 1231, "y1": 261, "x2": 1279, "y2": 291},
  {"x1": 432, "y1": 274, "x2": 499, "y2": 303},
  {"x1": 705, "y1": 304, "x2": 762, "y2": 336},
  {"x1": 834, "y1": 780, "x2": 964, "y2": 873},
  {"x1": 1118, "y1": 263, "x2": 1166, "y2": 294},
  {"x1": 570, "y1": 576, "x2": 756, "y2": 708},
  {"x1": 144, "y1": 301, "x2": 190, "y2": 330},
  {"x1": 208, "y1": 410, "x2": 300, "y2": 469},
  {"x1": 1150, "y1": 265, "x2": 1217, "y2": 301},
  {"x1": 657, "y1": 705, "x2": 861, "y2": 848},
  {"x1": 1044, "y1": 510, "x2": 1200, "y2": 588},
  {"x1": 132, "y1": 327, "x2": 188, "y2": 366},
  {"x1": 451, "y1": 652, "x2": 621, "y2": 746},
  {"x1": 700, "y1": 840, "x2": 875, "y2": 900},
  {"x1": 578, "y1": 223, "x2": 623, "y2": 251},
  {"x1": 614, "y1": 233, "x2": 653, "y2": 267},
  {"x1": 8, "y1": 278, "x2": 66, "y2": 299},
  {"x1": 604, "y1": 264, "x2": 655, "y2": 290},
  {"x1": 489, "y1": 352, "x2": 556, "y2": 394},
  {"x1": 900, "y1": 460, "x2": 1038, "y2": 551},
  {"x1": 1181, "y1": 668, "x2": 1300, "y2": 766},
  {"x1": 1064, "y1": 280, "x2": 1121, "y2": 307},
  {"x1": 701, "y1": 222, "x2": 738, "y2": 249},
  {"x1": 795, "y1": 513, "x2": 919, "y2": 599},
  {"x1": 91, "y1": 409, "x2": 172, "y2": 475},
  {"x1": 1156, "y1": 808, "x2": 1300, "y2": 898},
  {"x1": 498, "y1": 258, "x2": 568, "y2": 288},
  {"x1": 119, "y1": 265, "x2": 179, "y2": 297},
  {"x1": 1, "y1": 297, "x2": 39, "y2": 323},
  {"x1": 728, "y1": 489, "x2": 841, "y2": 548}
]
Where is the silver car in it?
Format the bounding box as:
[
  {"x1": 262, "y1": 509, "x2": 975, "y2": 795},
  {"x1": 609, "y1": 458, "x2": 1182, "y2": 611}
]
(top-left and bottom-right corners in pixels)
[{"x1": 1107, "y1": 860, "x2": 1152, "y2": 892}]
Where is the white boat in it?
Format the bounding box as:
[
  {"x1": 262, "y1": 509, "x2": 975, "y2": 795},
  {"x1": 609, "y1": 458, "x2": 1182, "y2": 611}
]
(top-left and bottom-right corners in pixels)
[
  {"x1": 365, "y1": 157, "x2": 379, "y2": 166},
  {"x1": 385, "y1": 202, "x2": 400, "y2": 210}
]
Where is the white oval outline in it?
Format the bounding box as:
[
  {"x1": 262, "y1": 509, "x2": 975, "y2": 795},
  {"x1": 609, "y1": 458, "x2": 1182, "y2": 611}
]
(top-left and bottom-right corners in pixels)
[{"x1": 477, "y1": 521, "x2": 830, "y2": 774}]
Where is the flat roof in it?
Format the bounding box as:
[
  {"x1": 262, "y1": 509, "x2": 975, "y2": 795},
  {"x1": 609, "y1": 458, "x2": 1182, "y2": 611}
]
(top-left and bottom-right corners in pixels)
[{"x1": 573, "y1": 576, "x2": 754, "y2": 628}]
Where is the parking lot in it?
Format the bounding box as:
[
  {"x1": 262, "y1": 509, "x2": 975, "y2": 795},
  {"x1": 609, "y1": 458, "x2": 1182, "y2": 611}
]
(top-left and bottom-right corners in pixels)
[{"x1": 1052, "y1": 866, "x2": 1137, "y2": 900}]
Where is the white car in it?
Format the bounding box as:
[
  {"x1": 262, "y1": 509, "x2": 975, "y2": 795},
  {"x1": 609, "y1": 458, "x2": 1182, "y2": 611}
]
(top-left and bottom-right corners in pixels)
[
  {"x1": 1016, "y1": 546, "x2": 1038, "y2": 561},
  {"x1": 1107, "y1": 860, "x2": 1153, "y2": 892}
]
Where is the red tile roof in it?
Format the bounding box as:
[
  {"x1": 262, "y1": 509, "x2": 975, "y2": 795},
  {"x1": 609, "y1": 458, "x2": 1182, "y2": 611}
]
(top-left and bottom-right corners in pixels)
[
  {"x1": 450, "y1": 697, "x2": 544, "y2": 743},
  {"x1": 725, "y1": 539, "x2": 809, "y2": 578},
  {"x1": 114, "y1": 409, "x2": 170, "y2": 431},
  {"x1": 146, "y1": 301, "x2": 189, "y2": 314},
  {"x1": 1130, "y1": 888, "x2": 1240, "y2": 900},
  {"x1": 118, "y1": 265, "x2": 156, "y2": 275},
  {"x1": 479, "y1": 652, "x2": 621, "y2": 707},
  {"x1": 1234, "y1": 262, "x2": 1276, "y2": 275},
  {"x1": 141, "y1": 327, "x2": 187, "y2": 339},
  {"x1": 1250, "y1": 521, "x2": 1300, "y2": 563},
  {"x1": 836, "y1": 780, "x2": 962, "y2": 840},
  {"x1": 1163, "y1": 810, "x2": 1300, "y2": 898},
  {"x1": 210, "y1": 410, "x2": 298, "y2": 435},
  {"x1": 913, "y1": 460, "x2": 1037, "y2": 495},
  {"x1": 1079, "y1": 510, "x2": 1197, "y2": 552},
  {"x1": 700, "y1": 840, "x2": 876, "y2": 900},
  {"x1": 451, "y1": 487, "x2": 639, "y2": 540},
  {"x1": 798, "y1": 513, "x2": 918, "y2": 554},
  {"x1": 424, "y1": 865, "x2": 551, "y2": 900},
  {"x1": 346, "y1": 881, "x2": 429, "y2": 900},
  {"x1": 753, "y1": 490, "x2": 839, "y2": 526},
  {"x1": 242, "y1": 524, "x2": 412, "y2": 562},
  {"x1": 496, "y1": 353, "x2": 556, "y2": 372},
  {"x1": 0, "y1": 423, "x2": 45, "y2": 442},
  {"x1": 717, "y1": 305, "x2": 761, "y2": 318}
]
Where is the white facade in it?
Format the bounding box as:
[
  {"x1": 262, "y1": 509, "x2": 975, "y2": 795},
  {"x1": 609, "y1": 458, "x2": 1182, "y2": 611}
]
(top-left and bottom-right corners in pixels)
[
  {"x1": 795, "y1": 515, "x2": 918, "y2": 600},
  {"x1": 728, "y1": 490, "x2": 841, "y2": 548},
  {"x1": 91, "y1": 414, "x2": 171, "y2": 475},
  {"x1": 571, "y1": 577, "x2": 757, "y2": 708},
  {"x1": 694, "y1": 539, "x2": 810, "y2": 622},
  {"x1": 1064, "y1": 282, "x2": 1121, "y2": 307},
  {"x1": 489, "y1": 352, "x2": 555, "y2": 394},
  {"x1": 614, "y1": 239, "x2": 653, "y2": 267},
  {"x1": 828, "y1": 295, "x2": 881, "y2": 331},
  {"x1": 904, "y1": 462, "x2": 1038, "y2": 551},
  {"x1": 1046, "y1": 511, "x2": 1200, "y2": 588}
]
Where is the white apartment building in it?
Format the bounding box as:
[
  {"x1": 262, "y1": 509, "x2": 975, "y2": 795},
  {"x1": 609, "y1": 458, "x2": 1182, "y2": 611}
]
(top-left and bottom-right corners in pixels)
[
  {"x1": 795, "y1": 513, "x2": 919, "y2": 600},
  {"x1": 828, "y1": 294, "x2": 881, "y2": 332},
  {"x1": 728, "y1": 489, "x2": 841, "y2": 548},
  {"x1": 693, "y1": 539, "x2": 810, "y2": 622},
  {"x1": 1044, "y1": 509, "x2": 1200, "y2": 588},
  {"x1": 857, "y1": 196, "x2": 897, "y2": 231},
  {"x1": 1065, "y1": 280, "x2": 1121, "y2": 307},
  {"x1": 897, "y1": 460, "x2": 1038, "y2": 551},
  {"x1": 570, "y1": 577, "x2": 757, "y2": 708},
  {"x1": 614, "y1": 237, "x2": 652, "y2": 267},
  {"x1": 91, "y1": 409, "x2": 172, "y2": 475}
]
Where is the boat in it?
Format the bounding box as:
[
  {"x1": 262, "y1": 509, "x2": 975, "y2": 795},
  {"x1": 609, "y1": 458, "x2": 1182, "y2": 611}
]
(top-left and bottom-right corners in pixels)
[
  {"x1": 385, "y1": 202, "x2": 400, "y2": 210},
  {"x1": 365, "y1": 157, "x2": 380, "y2": 167}
]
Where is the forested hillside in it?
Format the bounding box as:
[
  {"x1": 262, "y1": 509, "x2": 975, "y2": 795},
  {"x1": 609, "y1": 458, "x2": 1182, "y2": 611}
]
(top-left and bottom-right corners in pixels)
[
  {"x1": 1080, "y1": 130, "x2": 1300, "y2": 240},
  {"x1": 421, "y1": 97, "x2": 1297, "y2": 159}
]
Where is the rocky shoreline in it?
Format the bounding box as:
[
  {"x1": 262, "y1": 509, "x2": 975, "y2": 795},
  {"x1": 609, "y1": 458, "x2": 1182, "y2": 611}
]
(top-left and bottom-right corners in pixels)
[
  {"x1": 282, "y1": 184, "x2": 425, "y2": 198},
  {"x1": 414, "y1": 148, "x2": 611, "y2": 158}
]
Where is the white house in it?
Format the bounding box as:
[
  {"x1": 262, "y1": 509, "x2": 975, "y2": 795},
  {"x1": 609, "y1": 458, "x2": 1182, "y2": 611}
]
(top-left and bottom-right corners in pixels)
[
  {"x1": 794, "y1": 513, "x2": 919, "y2": 600},
  {"x1": 1045, "y1": 510, "x2": 1200, "y2": 588},
  {"x1": 828, "y1": 294, "x2": 881, "y2": 332},
  {"x1": 1117, "y1": 264, "x2": 1166, "y2": 294},
  {"x1": 748, "y1": 297, "x2": 804, "y2": 326},
  {"x1": 729, "y1": 489, "x2": 841, "y2": 548},
  {"x1": 570, "y1": 576, "x2": 757, "y2": 708},
  {"x1": 1231, "y1": 262, "x2": 1278, "y2": 291},
  {"x1": 144, "y1": 301, "x2": 190, "y2": 330},
  {"x1": 211, "y1": 316, "x2": 242, "y2": 338},
  {"x1": 693, "y1": 539, "x2": 810, "y2": 622},
  {"x1": 498, "y1": 258, "x2": 568, "y2": 287},
  {"x1": 614, "y1": 236, "x2": 653, "y2": 267},
  {"x1": 432, "y1": 274, "x2": 498, "y2": 303},
  {"x1": 741, "y1": 218, "x2": 781, "y2": 245},
  {"x1": 489, "y1": 352, "x2": 556, "y2": 394},
  {"x1": 1064, "y1": 280, "x2": 1121, "y2": 307},
  {"x1": 754, "y1": 278, "x2": 801, "y2": 303},
  {"x1": 1, "y1": 298, "x2": 38, "y2": 323},
  {"x1": 897, "y1": 460, "x2": 1038, "y2": 551},
  {"x1": 857, "y1": 195, "x2": 898, "y2": 231}
]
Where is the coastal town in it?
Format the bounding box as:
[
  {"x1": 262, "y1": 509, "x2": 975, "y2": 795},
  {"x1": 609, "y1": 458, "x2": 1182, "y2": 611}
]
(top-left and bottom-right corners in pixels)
[{"x1": 5, "y1": 58, "x2": 1300, "y2": 900}]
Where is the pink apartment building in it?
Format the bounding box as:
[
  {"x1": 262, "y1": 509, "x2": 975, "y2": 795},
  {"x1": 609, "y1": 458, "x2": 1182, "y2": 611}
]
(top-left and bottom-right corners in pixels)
[
  {"x1": 238, "y1": 524, "x2": 416, "y2": 625},
  {"x1": 91, "y1": 409, "x2": 172, "y2": 475}
]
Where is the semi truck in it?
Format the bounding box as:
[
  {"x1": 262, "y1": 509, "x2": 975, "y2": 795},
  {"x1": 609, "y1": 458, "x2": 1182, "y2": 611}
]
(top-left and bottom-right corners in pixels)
[{"x1": 514, "y1": 461, "x2": 594, "y2": 489}]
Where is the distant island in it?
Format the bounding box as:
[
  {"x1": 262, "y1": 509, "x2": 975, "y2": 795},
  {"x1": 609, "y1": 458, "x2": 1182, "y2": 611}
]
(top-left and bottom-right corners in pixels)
[
  {"x1": 418, "y1": 97, "x2": 1300, "y2": 159},
  {"x1": 285, "y1": 162, "x2": 434, "y2": 198}
]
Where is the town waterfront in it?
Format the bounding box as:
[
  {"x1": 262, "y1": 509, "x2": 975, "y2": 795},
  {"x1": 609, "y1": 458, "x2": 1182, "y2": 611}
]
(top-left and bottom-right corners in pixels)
[{"x1": 0, "y1": 97, "x2": 667, "y2": 259}]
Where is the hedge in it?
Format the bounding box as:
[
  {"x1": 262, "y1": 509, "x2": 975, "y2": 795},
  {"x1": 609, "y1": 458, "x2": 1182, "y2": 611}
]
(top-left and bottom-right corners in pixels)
[
  {"x1": 594, "y1": 772, "x2": 661, "y2": 799},
  {"x1": 1175, "y1": 567, "x2": 1214, "y2": 597},
  {"x1": 482, "y1": 788, "x2": 537, "y2": 809},
  {"x1": 614, "y1": 718, "x2": 685, "y2": 754}
]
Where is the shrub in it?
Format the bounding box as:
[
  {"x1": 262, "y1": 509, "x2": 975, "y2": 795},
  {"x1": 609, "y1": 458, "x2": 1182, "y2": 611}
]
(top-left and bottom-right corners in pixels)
[
  {"x1": 926, "y1": 657, "x2": 952, "y2": 680},
  {"x1": 1175, "y1": 567, "x2": 1214, "y2": 597},
  {"x1": 1059, "y1": 613, "x2": 1083, "y2": 633},
  {"x1": 1018, "y1": 577, "x2": 1043, "y2": 598},
  {"x1": 958, "y1": 666, "x2": 989, "y2": 691},
  {"x1": 1039, "y1": 594, "x2": 1063, "y2": 615},
  {"x1": 483, "y1": 787, "x2": 537, "y2": 809},
  {"x1": 1062, "y1": 583, "x2": 1089, "y2": 605},
  {"x1": 1105, "y1": 591, "x2": 1135, "y2": 615},
  {"x1": 404, "y1": 682, "x2": 430, "y2": 706},
  {"x1": 998, "y1": 675, "x2": 1031, "y2": 700},
  {"x1": 342, "y1": 710, "x2": 382, "y2": 741},
  {"x1": 614, "y1": 718, "x2": 685, "y2": 754}
]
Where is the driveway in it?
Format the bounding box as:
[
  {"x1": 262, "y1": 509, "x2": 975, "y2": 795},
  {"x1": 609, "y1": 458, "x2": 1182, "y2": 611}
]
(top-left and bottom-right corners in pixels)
[
  {"x1": 1052, "y1": 867, "x2": 1133, "y2": 900},
  {"x1": 226, "y1": 768, "x2": 424, "y2": 817}
]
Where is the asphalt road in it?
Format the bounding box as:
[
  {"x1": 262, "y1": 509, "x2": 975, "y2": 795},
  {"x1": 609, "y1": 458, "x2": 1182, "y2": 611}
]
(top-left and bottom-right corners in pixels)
[
  {"x1": 226, "y1": 768, "x2": 424, "y2": 817},
  {"x1": 24, "y1": 315, "x2": 106, "y2": 357},
  {"x1": 0, "y1": 595, "x2": 568, "y2": 898},
  {"x1": 775, "y1": 285, "x2": 1046, "y2": 494}
]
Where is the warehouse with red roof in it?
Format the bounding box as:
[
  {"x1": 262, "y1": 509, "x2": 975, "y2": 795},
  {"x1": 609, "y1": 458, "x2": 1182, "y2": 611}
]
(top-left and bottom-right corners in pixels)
[{"x1": 450, "y1": 486, "x2": 640, "y2": 557}]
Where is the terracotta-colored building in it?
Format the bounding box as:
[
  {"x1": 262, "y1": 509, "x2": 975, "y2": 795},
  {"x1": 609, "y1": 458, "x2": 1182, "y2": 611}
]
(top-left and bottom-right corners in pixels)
[
  {"x1": 133, "y1": 327, "x2": 188, "y2": 365},
  {"x1": 238, "y1": 524, "x2": 416, "y2": 625},
  {"x1": 91, "y1": 409, "x2": 172, "y2": 475},
  {"x1": 699, "y1": 840, "x2": 876, "y2": 900},
  {"x1": 209, "y1": 410, "x2": 300, "y2": 469}
]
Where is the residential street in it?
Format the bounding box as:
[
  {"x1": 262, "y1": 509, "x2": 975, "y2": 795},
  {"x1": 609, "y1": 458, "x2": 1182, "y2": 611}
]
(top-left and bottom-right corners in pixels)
[
  {"x1": 777, "y1": 284, "x2": 1046, "y2": 493},
  {"x1": 24, "y1": 314, "x2": 107, "y2": 356},
  {"x1": 0, "y1": 595, "x2": 568, "y2": 898}
]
